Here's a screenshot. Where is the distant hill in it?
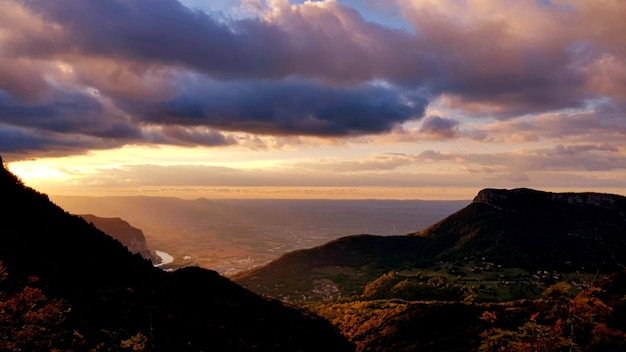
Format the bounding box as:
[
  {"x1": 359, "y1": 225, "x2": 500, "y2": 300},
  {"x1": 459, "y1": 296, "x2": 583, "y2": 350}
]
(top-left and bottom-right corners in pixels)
[
  {"x1": 0, "y1": 159, "x2": 353, "y2": 351},
  {"x1": 79, "y1": 214, "x2": 158, "y2": 263},
  {"x1": 234, "y1": 188, "x2": 626, "y2": 300}
]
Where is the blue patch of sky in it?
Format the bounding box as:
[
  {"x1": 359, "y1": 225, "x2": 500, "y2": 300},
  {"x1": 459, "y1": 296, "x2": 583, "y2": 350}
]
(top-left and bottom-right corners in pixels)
[
  {"x1": 341, "y1": 0, "x2": 412, "y2": 32},
  {"x1": 179, "y1": 0, "x2": 245, "y2": 19},
  {"x1": 291, "y1": 0, "x2": 412, "y2": 32},
  {"x1": 180, "y1": 0, "x2": 412, "y2": 32},
  {"x1": 536, "y1": 0, "x2": 573, "y2": 11}
]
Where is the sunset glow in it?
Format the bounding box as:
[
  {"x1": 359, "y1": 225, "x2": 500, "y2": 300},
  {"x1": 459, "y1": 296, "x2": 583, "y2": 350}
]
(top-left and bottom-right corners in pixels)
[{"x1": 1, "y1": 0, "x2": 625, "y2": 199}]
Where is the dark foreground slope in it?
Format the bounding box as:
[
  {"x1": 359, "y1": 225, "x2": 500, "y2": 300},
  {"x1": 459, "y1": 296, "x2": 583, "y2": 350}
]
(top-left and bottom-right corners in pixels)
[
  {"x1": 0, "y1": 161, "x2": 352, "y2": 351},
  {"x1": 234, "y1": 188, "x2": 626, "y2": 300}
]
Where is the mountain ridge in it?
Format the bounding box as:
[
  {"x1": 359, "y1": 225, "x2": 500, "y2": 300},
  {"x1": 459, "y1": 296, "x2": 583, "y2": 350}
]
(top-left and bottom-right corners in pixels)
[
  {"x1": 472, "y1": 187, "x2": 626, "y2": 210},
  {"x1": 415, "y1": 187, "x2": 626, "y2": 269}
]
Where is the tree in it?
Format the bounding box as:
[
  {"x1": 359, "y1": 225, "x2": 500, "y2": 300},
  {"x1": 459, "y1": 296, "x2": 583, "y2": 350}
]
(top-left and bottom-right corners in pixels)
[
  {"x1": 0, "y1": 261, "x2": 152, "y2": 351},
  {"x1": 0, "y1": 262, "x2": 76, "y2": 351},
  {"x1": 363, "y1": 272, "x2": 474, "y2": 301},
  {"x1": 480, "y1": 282, "x2": 626, "y2": 351}
]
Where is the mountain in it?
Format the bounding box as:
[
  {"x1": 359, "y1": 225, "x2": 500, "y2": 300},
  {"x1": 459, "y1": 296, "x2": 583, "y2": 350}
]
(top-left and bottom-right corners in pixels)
[
  {"x1": 234, "y1": 188, "x2": 626, "y2": 300},
  {"x1": 79, "y1": 214, "x2": 158, "y2": 263},
  {"x1": 416, "y1": 188, "x2": 626, "y2": 270},
  {"x1": 0, "y1": 159, "x2": 353, "y2": 351}
]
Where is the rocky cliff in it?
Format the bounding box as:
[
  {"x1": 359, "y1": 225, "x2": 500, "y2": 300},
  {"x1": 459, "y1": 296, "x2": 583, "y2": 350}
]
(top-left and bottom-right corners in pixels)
[
  {"x1": 473, "y1": 188, "x2": 626, "y2": 212},
  {"x1": 79, "y1": 214, "x2": 158, "y2": 263}
]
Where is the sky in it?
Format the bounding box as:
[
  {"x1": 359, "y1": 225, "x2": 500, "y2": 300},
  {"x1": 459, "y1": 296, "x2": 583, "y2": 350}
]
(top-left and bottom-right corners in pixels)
[{"x1": 1, "y1": 0, "x2": 625, "y2": 200}]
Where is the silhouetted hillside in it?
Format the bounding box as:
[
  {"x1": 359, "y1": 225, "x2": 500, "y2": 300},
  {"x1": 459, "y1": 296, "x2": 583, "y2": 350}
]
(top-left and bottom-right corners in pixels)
[
  {"x1": 0, "y1": 160, "x2": 353, "y2": 351},
  {"x1": 235, "y1": 188, "x2": 626, "y2": 300},
  {"x1": 79, "y1": 214, "x2": 158, "y2": 263}
]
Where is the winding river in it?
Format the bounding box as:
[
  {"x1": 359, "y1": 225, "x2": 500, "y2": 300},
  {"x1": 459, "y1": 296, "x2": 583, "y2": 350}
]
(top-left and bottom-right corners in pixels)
[{"x1": 154, "y1": 250, "x2": 174, "y2": 267}]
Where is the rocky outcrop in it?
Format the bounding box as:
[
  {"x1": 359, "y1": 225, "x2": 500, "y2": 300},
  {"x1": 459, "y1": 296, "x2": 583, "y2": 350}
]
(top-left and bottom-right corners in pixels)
[
  {"x1": 473, "y1": 188, "x2": 626, "y2": 212},
  {"x1": 79, "y1": 214, "x2": 158, "y2": 263}
]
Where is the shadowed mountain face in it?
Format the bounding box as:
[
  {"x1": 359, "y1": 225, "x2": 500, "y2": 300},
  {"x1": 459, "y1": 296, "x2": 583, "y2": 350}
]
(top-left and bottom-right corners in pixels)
[
  {"x1": 234, "y1": 188, "x2": 626, "y2": 300},
  {"x1": 0, "y1": 161, "x2": 353, "y2": 351},
  {"x1": 417, "y1": 188, "x2": 626, "y2": 270}
]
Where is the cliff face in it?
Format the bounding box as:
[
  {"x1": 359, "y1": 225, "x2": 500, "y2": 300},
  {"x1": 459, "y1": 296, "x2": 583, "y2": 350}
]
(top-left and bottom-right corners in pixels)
[
  {"x1": 79, "y1": 214, "x2": 158, "y2": 263},
  {"x1": 473, "y1": 188, "x2": 626, "y2": 212},
  {"x1": 413, "y1": 187, "x2": 626, "y2": 269}
]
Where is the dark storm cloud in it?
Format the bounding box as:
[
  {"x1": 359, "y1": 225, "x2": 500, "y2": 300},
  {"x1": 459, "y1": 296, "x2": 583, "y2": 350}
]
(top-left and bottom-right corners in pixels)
[
  {"x1": 0, "y1": 124, "x2": 125, "y2": 159},
  {"x1": 0, "y1": 125, "x2": 53, "y2": 155},
  {"x1": 0, "y1": 89, "x2": 142, "y2": 139},
  {"x1": 0, "y1": 90, "x2": 101, "y2": 132},
  {"x1": 130, "y1": 78, "x2": 426, "y2": 136}
]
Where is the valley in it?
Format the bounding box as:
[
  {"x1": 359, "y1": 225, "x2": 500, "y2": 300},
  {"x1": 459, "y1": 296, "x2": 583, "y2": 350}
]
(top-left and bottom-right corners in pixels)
[
  {"x1": 53, "y1": 196, "x2": 467, "y2": 275},
  {"x1": 4, "y1": 163, "x2": 626, "y2": 351}
]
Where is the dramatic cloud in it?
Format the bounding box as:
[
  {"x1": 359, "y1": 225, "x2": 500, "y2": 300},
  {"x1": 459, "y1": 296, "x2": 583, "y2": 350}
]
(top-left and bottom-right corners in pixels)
[
  {"x1": 0, "y1": 0, "x2": 433, "y2": 157},
  {"x1": 0, "y1": 123, "x2": 127, "y2": 158},
  {"x1": 1, "y1": 0, "x2": 625, "y2": 196},
  {"x1": 397, "y1": 0, "x2": 626, "y2": 116},
  {"x1": 131, "y1": 78, "x2": 426, "y2": 136}
]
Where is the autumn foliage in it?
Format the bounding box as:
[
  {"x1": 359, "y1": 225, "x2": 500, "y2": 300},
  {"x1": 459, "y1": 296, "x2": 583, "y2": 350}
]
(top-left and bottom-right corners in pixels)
[
  {"x1": 0, "y1": 262, "x2": 150, "y2": 351},
  {"x1": 0, "y1": 263, "x2": 75, "y2": 351},
  {"x1": 479, "y1": 282, "x2": 626, "y2": 351}
]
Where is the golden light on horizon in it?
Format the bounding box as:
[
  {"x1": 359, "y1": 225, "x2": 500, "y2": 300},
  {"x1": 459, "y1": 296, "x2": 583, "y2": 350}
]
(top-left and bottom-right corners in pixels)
[{"x1": 8, "y1": 163, "x2": 66, "y2": 181}]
